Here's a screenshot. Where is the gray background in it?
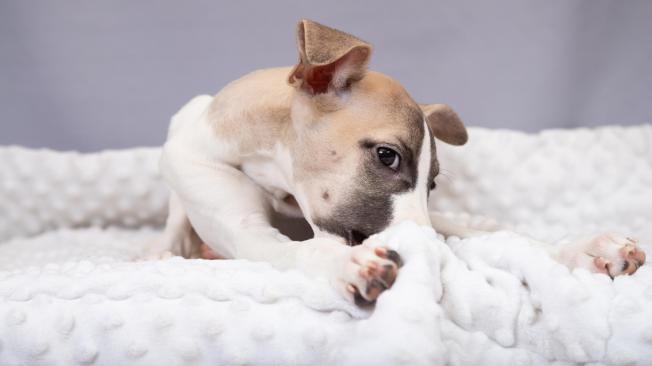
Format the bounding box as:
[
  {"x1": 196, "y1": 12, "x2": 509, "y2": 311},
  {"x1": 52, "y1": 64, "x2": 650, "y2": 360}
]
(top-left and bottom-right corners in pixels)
[{"x1": 1, "y1": 0, "x2": 651, "y2": 152}]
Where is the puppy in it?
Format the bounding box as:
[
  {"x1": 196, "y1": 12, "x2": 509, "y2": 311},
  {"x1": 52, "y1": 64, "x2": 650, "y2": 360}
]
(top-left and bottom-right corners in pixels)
[{"x1": 150, "y1": 20, "x2": 645, "y2": 305}]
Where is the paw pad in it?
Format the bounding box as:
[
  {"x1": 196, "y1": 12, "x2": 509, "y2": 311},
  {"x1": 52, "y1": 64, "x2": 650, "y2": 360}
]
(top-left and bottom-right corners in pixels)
[{"x1": 348, "y1": 248, "x2": 402, "y2": 306}]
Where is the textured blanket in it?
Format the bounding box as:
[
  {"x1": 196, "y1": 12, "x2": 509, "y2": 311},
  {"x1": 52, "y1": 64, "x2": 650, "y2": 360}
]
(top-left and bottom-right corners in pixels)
[{"x1": 1, "y1": 125, "x2": 651, "y2": 365}]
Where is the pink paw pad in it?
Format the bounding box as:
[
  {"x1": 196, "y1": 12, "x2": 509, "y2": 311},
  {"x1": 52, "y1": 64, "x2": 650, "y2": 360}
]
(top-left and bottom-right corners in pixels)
[{"x1": 591, "y1": 235, "x2": 646, "y2": 279}]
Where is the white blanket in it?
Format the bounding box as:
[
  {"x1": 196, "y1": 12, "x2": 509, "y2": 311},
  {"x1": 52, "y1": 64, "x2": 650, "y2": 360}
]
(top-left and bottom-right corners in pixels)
[{"x1": 1, "y1": 125, "x2": 651, "y2": 365}]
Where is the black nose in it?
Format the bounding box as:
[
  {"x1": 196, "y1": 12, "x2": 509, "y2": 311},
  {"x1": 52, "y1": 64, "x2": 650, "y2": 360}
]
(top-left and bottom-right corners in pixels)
[{"x1": 347, "y1": 229, "x2": 368, "y2": 246}]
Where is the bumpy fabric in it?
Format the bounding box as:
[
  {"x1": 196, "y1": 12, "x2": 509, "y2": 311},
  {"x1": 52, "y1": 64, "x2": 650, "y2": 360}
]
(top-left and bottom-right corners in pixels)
[
  {"x1": 432, "y1": 125, "x2": 652, "y2": 243},
  {"x1": 0, "y1": 147, "x2": 167, "y2": 242},
  {"x1": 0, "y1": 125, "x2": 651, "y2": 366}
]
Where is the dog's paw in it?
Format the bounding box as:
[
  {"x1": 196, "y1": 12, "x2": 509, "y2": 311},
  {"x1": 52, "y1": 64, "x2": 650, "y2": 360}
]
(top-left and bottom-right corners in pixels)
[
  {"x1": 561, "y1": 233, "x2": 646, "y2": 279},
  {"x1": 588, "y1": 234, "x2": 646, "y2": 278},
  {"x1": 199, "y1": 243, "x2": 225, "y2": 260},
  {"x1": 342, "y1": 246, "x2": 402, "y2": 306}
]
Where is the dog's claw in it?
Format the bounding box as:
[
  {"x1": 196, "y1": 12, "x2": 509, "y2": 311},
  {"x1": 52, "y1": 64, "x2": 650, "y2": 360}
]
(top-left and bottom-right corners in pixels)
[
  {"x1": 366, "y1": 279, "x2": 387, "y2": 299},
  {"x1": 381, "y1": 264, "x2": 397, "y2": 287},
  {"x1": 619, "y1": 243, "x2": 646, "y2": 275},
  {"x1": 374, "y1": 247, "x2": 403, "y2": 267},
  {"x1": 353, "y1": 286, "x2": 375, "y2": 307},
  {"x1": 386, "y1": 249, "x2": 403, "y2": 267}
]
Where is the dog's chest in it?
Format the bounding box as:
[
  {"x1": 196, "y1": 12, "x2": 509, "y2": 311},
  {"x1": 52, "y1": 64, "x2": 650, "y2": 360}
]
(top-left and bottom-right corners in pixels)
[{"x1": 240, "y1": 151, "x2": 293, "y2": 200}]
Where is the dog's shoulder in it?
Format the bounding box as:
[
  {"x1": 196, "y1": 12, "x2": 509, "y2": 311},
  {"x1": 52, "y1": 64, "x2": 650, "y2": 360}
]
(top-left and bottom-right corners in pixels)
[{"x1": 205, "y1": 67, "x2": 295, "y2": 154}]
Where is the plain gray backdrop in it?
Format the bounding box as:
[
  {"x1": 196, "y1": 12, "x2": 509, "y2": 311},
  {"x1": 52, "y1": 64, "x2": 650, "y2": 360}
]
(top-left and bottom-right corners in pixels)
[{"x1": 1, "y1": 0, "x2": 651, "y2": 152}]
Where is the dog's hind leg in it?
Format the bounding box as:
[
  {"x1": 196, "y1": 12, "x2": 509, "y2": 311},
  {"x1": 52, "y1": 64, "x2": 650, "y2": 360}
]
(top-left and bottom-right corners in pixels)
[
  {"x1": 144, "y1": 193, "x2": 204, "y2": 259},
  {"x1": 429, "y1": 211, "x2": 503, "y2": 238},
  {"x1": 554, "y1": 233, "x2": 646, "y2": 278},
  {"x1": 429, "y1": 211, "x2": 646, "y2": 277}
]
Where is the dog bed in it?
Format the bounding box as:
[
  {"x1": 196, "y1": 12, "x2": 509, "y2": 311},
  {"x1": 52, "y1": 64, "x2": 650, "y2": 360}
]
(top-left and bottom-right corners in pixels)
[{"x1": 0, "y1": 125, "x2": 651, "y2": 365}]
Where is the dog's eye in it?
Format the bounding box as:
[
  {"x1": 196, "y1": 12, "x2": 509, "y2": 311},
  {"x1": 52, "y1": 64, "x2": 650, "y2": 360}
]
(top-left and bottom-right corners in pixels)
[
  {"x1": 377, "y1": 147, "x2": 400, "y2": 170},
  {"x1": 429, "y1": 181, "x2": 437, "y2": 190}
]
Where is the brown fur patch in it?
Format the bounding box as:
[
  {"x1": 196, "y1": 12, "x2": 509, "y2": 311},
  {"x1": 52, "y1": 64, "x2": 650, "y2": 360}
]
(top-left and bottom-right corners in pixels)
[
  {"x1": 421, "y1": 104, "x2": 468, "y2": 146},
  {"x1": 297, "y1": 19, "x2": 370, "y2": 65},
  {"x1": 289, "y1": 20, "x2": 372, "y2": 94},
  {"x1": 206, "y1": 68, "x2": 295, "y2": 155},
  {"x1": 201, "y1": 21, "x2": 460, "y2": 243}
]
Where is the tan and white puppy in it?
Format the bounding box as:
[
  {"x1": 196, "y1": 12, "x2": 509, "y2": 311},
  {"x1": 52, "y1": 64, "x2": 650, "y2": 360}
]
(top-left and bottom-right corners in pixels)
[{"x1": 151, "y1": 20, "x2": 645, "y2": 305}]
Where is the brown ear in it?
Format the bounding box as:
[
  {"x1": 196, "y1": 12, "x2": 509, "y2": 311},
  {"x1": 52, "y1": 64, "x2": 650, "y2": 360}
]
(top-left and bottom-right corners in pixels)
[
  {"x1": 288, "y1": 19, "x2": 372, "y2": 94},
  {"x1": 421, "y1": 104, "x2": 468, "y2": 145}
]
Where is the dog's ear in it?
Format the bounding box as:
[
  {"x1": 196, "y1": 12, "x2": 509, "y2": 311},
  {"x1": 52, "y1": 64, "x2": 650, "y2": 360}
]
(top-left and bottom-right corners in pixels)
[
  {"x1": 288, "y1": 19, "x2": 372, "y2": 94},
  {"x1": 421, "y1": 104, "x2": 468, "y2": 146}
]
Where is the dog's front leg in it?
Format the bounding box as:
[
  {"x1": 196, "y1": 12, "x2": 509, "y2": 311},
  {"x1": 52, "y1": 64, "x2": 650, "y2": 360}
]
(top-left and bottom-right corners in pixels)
[
  {"x1": 429, "y1": 211, "x2": 503, "y2": 238},
  {"x1": 236, "y1": 233, "x2": 402, "y2": 306},
  {"x1": 429, "y1": 212, "x2": 646, "y2": 277},
  {"x1": 160, "y1": 142, "x2": 400, "y2": 304}
]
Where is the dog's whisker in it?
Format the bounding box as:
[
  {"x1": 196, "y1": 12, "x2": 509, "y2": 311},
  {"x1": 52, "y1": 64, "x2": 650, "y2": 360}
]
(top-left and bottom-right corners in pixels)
[
  {"x1": 438, "y1": 168, "x2": 456, "y2": 182},
  {"x1": 436, "y1": 174, "x2": 454, "y2": 184}
]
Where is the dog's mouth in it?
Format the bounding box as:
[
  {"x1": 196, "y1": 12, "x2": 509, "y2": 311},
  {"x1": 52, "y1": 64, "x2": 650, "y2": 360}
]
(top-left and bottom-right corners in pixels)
[{"x1": 346, "y1": 229, "x2": 368, "y2": 246}]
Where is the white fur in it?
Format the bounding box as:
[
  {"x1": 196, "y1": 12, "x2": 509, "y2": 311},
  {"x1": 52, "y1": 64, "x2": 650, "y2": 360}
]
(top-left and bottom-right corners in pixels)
[
  {"x1": 390, "y1": 120, "x2": 432, "y2": 226},
  {"x1": 158, "y1": 96, "x2": 398, "y2": 302},
  {"x1": 158, "y1": 96, "x2": 643, "y2": 304}
]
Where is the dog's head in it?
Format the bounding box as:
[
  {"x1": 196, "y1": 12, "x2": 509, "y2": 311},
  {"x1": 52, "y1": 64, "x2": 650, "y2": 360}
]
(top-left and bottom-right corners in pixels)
[{"x1": 288, "y1": 20, "x2": 467, "y2": 245}]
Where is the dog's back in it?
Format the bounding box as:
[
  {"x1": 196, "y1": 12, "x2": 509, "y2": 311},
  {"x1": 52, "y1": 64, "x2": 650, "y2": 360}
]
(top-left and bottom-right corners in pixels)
[{"x1": 167, "y1": 95, "x2": 212, "y2": 139}]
